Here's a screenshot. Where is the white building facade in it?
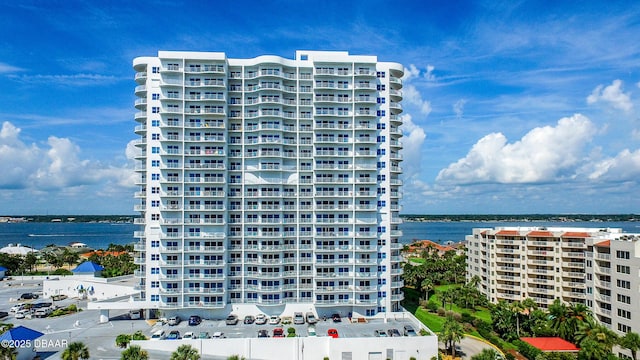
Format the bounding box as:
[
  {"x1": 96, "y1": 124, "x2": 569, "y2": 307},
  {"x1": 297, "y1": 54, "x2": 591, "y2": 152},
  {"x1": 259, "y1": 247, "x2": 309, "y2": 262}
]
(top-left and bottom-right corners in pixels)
[
  {"x1": 132, "y1": 51, "x2": 404, "y2": 318},
  {"x1": 466, "y1": 227, "x2": 640, "y2": 337}
]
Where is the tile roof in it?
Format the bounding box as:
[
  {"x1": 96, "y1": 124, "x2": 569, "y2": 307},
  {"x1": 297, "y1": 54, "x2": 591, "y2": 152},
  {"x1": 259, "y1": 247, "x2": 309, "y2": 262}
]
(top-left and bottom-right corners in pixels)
[
  {"x1": 561, "y1": 232, "x2": 590, "y2": 238},
  {"x1": 528, "y1": 231, "x2": 554, "y2": 237},
  {"x1": 496, "y1": 230, "x2": 519, "y2": 236},
  {"x1": 520, "y1": 337, "x2": 579, "y2": 352}
]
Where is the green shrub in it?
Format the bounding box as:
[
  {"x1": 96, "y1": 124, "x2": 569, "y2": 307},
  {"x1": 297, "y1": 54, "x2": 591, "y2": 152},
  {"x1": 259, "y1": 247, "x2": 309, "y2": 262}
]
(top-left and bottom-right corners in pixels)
[
  {"x1": 52, "y1": 269, "x2": 73, "y2": 275},
  {"x1": 513, "y1": 339, "x2": 542, "y2": 360},
  {"x1": 427, "y1": 301, "x2": 439, "y2": 312}
]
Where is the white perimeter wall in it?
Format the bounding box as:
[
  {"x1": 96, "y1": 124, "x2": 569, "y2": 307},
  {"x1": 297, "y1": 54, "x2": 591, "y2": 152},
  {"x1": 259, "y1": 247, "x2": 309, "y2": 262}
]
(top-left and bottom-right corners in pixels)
[
  {"x1": 133, "y1": 336, "x2": 437, "y2": 360},
  {"x1": 43, "y1": 275, "x2": 138, "y2": 301}
]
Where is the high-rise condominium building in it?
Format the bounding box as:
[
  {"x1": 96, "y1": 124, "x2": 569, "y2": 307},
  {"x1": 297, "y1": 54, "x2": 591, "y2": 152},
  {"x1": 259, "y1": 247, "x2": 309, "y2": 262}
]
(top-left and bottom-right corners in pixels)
[
  {"x1": 466, "y1": 226, "x2": 639, "y2": 335},
  {"x1": 132, "y1": 51, "x2": 404, "y2": 317}
]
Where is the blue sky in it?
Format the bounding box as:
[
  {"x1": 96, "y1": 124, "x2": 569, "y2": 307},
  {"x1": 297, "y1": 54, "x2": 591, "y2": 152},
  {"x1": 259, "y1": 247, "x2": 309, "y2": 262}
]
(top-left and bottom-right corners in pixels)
[{"x1": 1, "y1": 0, "x2": 639, "y2": 215}]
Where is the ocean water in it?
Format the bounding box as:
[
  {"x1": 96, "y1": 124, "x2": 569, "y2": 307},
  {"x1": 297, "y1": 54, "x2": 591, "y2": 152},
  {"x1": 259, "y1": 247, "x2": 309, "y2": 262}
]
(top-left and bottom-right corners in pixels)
[{"x1": 0, "y1": 220, "x2": 638, "y2": 250}]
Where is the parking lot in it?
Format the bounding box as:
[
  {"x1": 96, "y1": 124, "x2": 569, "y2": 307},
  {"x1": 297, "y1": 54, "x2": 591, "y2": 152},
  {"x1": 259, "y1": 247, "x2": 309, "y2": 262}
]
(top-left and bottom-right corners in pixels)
[
  {"x1": 151, "y1": 314, "x2": 420, "y2": 340},
  {"x1": 1, "y1": 279, "x2": 426, "y2": 359}
]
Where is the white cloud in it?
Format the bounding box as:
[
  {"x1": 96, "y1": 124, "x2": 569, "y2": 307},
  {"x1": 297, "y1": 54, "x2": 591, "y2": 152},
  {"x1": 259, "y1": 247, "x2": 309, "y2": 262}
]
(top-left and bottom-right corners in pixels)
[
  {"x1": 0, "y1": 121, "x2": 134, "y2": 191},
  {"x1": 0, "y1": 62, "x2": 23, "y2": 74},
  {"x1": 424, "y1": 65, "x2": 436, "y2": 81},
  {"x1": 399, "y1": 114, "x2": 427, "y2": 179},
  {"x1": 453, "y1": 99, "x2": 467, "y2": 119},
  {"x1": 586, "y1": 79, "x2": 633, "y2": 112},
  {"x1": 436, "y1": 114, "x2": 596, "y2": 184},
  {"x1": 8, "y1": 73, "x2": 123, "y2": 87},
  {"x1": 587, "y1": 148, "x2": 640, "y2": 181},
  {"x1": 402, "y1": 64, "x2": 420, "y2": 81},
  {"x1": 402, "y1": 85, "x2": 432, "y2": 116}
]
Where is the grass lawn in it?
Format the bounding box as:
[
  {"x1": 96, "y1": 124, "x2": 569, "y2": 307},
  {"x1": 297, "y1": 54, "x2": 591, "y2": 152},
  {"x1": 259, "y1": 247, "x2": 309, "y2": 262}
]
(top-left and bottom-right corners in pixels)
[
  {"x1": 432, "y1": 285, "x2": 492, "y2": 323},
  {"x1": 414, "y1": 307, "x2": 446, "y2": 332}
]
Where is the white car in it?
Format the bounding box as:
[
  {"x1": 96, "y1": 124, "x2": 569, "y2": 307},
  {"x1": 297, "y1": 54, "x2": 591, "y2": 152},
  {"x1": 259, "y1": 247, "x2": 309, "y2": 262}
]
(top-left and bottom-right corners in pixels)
[
  {"x1": 255, "y1": 314, "x2": 268, "y2": 325},
  {"x1": 10, "y1": 304, "x2": 25, "y2": 313},
  {"x1": 15, "y1": 309, "x2": 30, "y2": 319},
  {"x1": 182, "y1": 332, "x2": 195, "y2": 339},
  {"x1": 150, "y1": 330, "x2": 165, "y2": 340},
  {"x1": 268, "y1": 315, "x2": 281, "y2": 325},
  {"x1": 212, "y1": 331, "x2": 226, "y2": 339}
]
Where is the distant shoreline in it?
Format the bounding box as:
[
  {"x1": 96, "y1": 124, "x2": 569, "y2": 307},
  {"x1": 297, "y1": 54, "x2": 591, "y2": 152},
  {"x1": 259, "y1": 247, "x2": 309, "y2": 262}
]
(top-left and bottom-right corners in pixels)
[{"x1": 1, "y1": 214, "x2": 638, "y2": 223}]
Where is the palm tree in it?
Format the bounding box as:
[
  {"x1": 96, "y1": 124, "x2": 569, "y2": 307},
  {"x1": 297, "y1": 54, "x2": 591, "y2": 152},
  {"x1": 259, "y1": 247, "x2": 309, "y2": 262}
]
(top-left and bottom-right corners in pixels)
[
  {"x1": 170, "y1": 344, "x2": 200, "y2": 360},
  {"x1": 470, "y1": 348, "x2": 499, "y2": 360},
  {"x1": 440, "y1": 315, "x2": 464, "y2": 356},
  {"x1": 548, "y1": 299, "x2": 570, "y2": 340},
  {"x1": 121, "y1": 344, "x2": 148, "y2": 360},
  {"x1": 421, "y1": 278, "x2": 434, "y2": 301},
  {"x1": 620, "y1": 331, "x2": 640, "y2": 360},
  {"x1": 490, "y1": 300, "x2": 517, "y2": 341},
  {"x1": 61, "y1": 341, "x2": 90, "y2": 360},
  {"x1": 0, "y1": 345, "x2": 17, "y2": 360},
  {"x1": 575, "y1": 316, "x2": 619, "y2": 360},
  {"x1": 510, "y1": 300, "x2": 525, "y2": 337}
]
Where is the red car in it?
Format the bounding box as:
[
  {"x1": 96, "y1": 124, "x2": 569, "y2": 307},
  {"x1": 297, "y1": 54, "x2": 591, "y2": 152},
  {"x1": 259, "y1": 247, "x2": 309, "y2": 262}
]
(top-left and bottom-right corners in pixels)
[
  {"x1": 327, "y1": 328, "x2": 339, "y2": 338},
  {"x1": 273, "y1": 328, "x2": 285, "y2": 338}
]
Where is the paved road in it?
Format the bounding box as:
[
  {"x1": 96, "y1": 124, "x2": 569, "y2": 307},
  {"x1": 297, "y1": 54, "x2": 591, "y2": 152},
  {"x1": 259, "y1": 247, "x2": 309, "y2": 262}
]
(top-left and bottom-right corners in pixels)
[{"x1": 441, "y1": 335, "x2": 502, "y2": 359}]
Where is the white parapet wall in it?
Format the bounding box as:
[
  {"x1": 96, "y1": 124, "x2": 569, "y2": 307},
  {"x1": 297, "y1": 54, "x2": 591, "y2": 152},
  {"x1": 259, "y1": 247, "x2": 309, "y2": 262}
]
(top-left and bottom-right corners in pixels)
[
  {"x1": 132, "y1": 335, "x2": 438, "y2": 360},
  {"x1": 43, "y1": 274, "x2": 138, "y2": 301}
]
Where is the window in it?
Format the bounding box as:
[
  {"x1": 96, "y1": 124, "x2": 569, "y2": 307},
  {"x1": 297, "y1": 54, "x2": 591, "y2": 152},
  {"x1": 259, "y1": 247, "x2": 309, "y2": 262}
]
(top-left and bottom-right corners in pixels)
[
  {"x1": 150, "y1": 267, "x2": 159, "y2": 274},
  {"x1": 376, "y1": 110, "x2": 386, "y2": 116},
  {"x1": 377, "y1": 97, "x2": 386, "y2": 104},
  {"x1": 151, "y1": 120, "x2": 160, "y2": 127},
  {"x1": 617, "y1": 264, "x2": 631, "y2": 274},
  {"x1": 376, "y1": 84, "x2": 386, "y2": 91},
  {"x1": 376, "y1": 71, "x2": 386, "y2": 78},
  {"x1": 616, "y1": 250, "x2": 630, "y2": 259},
  {"x1": 152, "y1": 67, "x2": 159, "y2": 73},
  {"x1": 617, "y1": 279, "x2": 631, "y2": 289},
  {"x1": 617, "y1": 309, "x2": 632, "y2": 319},
  {"x1": 152, "y1": 107, "x2": 160, "y2": 113},
  {"x1": 617, "y1": 294, "x2": 631, "y2": 304},
  {"x1": 151, "y1": 281, "x2": 159, "y2": 288},
  {"x1": 150, "y1": 295, "x2": 159, "y2": 302}
]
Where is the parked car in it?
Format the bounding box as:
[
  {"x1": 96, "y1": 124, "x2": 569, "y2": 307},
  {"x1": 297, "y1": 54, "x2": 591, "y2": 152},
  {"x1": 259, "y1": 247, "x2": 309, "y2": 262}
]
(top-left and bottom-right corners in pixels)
[
  {"x1": 243, "y1": 315, "x2": 255, "y2": 324},
  {"x1": 255, "y1": 314, "x2": 268, "y2": 325},
  {"x1": 188, "y1": 315, "x2": 202, "y2": 326},
  {"x1": 307, "y1": 325, "x2": 317, "y2": 337},
  {"x1": 198, "y1": 332, "x2": 210, "y2": 339},
  {"x1": 403, "y1": 325, "x2": 417, "y2": 336},
  {"x1": 51, "y1": 294, "x2": 67, "y2": 301},
  {"x1": 15, "y1": 309, "x2": 30, "y2": 319},
  {"x1": 212, "y1": 331, "x2": 226, "y2": 339},
  {"x1": 272, "y1": 328, "x2": 285, "y2": 338},
  {"x1": 257, "y1": 329, "x2": 269, "y2": 338},
  {"x1": 305, "y1": 312, "x2": 317, "y2": 324},
  {"x1": 375, "y1": 329, "x2": 388, "y2": 337},
  {"x1": 9, "y1": 304, "x2": 25, "y2": 313},
  {"x1": 268, "y1": 315, "x2": 281, "y2": 325},
  {"x1": 150, "y1": 330, "x2": 165, "y2": 340},
  {"x1": 182, "y1": 332, "x2": 195, "y2": 339},
  {"x1": 225, "y1": 314, "x2": 239, "y2": 325},
  {"x1": 166, "y1": 330, "x2": 181, "y2": 340},
  {"x1": 129, "y1": 310, "x2": 141, "y2": 320},
  {"x1": 327, "y1": 328, "x2": 339, "y2": 338},
  {"x1": 331, "y1": 313, "x2": 342, "y2": 322},
  {"x1": 32, "y1": 302, "x2": 51, "y2": 309},
  {"x1": 20, "y1": 293, "x2": 38, "y2": 300},
  {"x1": 33, "y1": 308, "x2": 52, "y2": 318},
  {"x1": 168, "y1": 316, "x2": 181, "y2": 326},
  {"x1": 0, "y1": 311, "x2": 8, "y2": 320},
  {"x1": 387, "y1": 328, "x2": 401, "y2": 337},
  {"x1": 293, "y1": 312, "x2": 305, "y2": 325}
]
